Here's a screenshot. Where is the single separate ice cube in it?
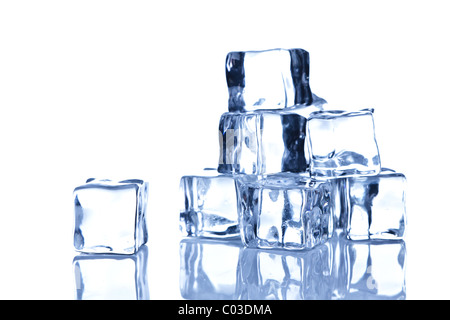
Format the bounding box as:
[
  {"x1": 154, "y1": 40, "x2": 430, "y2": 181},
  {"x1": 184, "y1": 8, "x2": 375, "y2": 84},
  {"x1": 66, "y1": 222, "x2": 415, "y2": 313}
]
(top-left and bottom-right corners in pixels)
[
  {"x1": 235, "y1": 173, "x2": 333, "y2": 250},
  {"x1": 180, "y1": 169, "x2": 239, "y2": 238},
  {"x1": 226, "y1": 48, "x2": 326, "y2": 112},
  {"x1": 218, "y1": 106, "x2": 321, "y2": 175},
  {"x1": 179, "y1": 238, "x2": 242, "y2": 299},
  {"x1": 236, "y1": 243, "x2": 333, "y2": 300},
  {"x1": 73, "y1": 245, "x2": 149, "y2": 300},
  {"x1": 346, "y1": 168, "x2": 407, "y2": 240},
  {"x1": 307, "y1": 109, "x2": 381, "y2": 177},
  {"x1": 73, "y1": 178, "x2": 148, "y2": 254},
  {"x1": 343, "y1": 239, "x2": 406, "y2": 299}
]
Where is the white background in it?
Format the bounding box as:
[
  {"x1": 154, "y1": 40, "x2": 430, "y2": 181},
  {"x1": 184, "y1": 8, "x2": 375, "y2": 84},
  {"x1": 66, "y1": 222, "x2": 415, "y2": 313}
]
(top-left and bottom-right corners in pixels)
[{"x1": 0, "y1": 0, "x2": 449, "y2": 299}]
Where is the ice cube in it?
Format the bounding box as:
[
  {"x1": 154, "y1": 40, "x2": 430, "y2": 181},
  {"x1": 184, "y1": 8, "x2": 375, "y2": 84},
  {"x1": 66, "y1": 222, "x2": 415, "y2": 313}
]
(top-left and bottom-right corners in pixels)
[
  {"x1": 329, "y1": 177, "x2": 349, "y2": 232},
  {"x1": 179, "y1": 238, "x2": 242, "y2": 299},
  {"x1": 343, "y1": 239, "x2": 406, "y2": 299},
  {"x1": 73, "y1": 245, "x2": 149, "y2": 300},
  {"x1": 345, "y1": 168, "x2": 407, "y2": 240},
  {"x1": 307, "y1": 109, "x2": 381, "y2": 177},
  {"x1": 235, "y1": 173, "x2": 334, "y2": 250},
  {"x1": 218, "y1": 106, "x2": 321, "y2": 175},
  {"x1": 226, "y1": 48, "x2": 326, "y2": 112},
  {"x1": 179, "y1": 169, "x2": 239, "y2": 238},
  {"x1": 73, "y1": 178, "x2": 148, "y2": 254},
  {"x1": 236, "y1": 243, "x2": 333, "y2": 300}
]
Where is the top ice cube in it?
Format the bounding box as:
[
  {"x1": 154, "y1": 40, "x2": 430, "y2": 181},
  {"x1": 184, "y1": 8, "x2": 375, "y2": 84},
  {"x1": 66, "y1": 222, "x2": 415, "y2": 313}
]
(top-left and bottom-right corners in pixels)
[{"x1": 226, "y1": 48, "x2": 324, "y2": 112}]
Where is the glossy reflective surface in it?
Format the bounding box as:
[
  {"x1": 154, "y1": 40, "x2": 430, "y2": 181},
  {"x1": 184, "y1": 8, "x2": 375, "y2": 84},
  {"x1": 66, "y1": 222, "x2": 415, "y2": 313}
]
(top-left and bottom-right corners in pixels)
[
  {"x1": 179, "y1": 235, "x2": 406, "y2": 300},
  {"x1": 73, "y1": 245, "x2": 149, "y2": 300}
]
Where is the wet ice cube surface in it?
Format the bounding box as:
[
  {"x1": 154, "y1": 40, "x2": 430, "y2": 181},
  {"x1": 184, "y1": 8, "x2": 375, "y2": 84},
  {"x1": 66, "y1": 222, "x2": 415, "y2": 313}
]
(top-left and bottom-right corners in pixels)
[
  {"x1": 180, "y1": 170, "x2": 239, "y2": 238},
  {"x1": 346, "y1": 169, "x2": 406, "y2": 240},
  {"x1": 218, "y1": 107, "x2": 321, "y2": 175},
  {"x1": 73, "y1": 179, "x2": 148, "y2": 254},
  {"x1": 307, "y1": 109, "x2": 381, "y2": 177},
  {"x1": 226, "y1": 48, "x2": 317, "y2": 112},
  {"x1": 236, "y1": 173, "x2": 333, "y2": 250}
]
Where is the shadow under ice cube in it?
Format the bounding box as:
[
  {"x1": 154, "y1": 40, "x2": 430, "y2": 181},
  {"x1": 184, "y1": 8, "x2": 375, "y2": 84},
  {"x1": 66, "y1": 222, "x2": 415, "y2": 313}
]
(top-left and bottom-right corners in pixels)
[
  {"x1": 307, "y1": 109, "x2": 381, "y2": 177},
  {"x1": 236, "y1": 173, "x2": 333, "y2": 250},
  {"x1": 73, "y1": 178, "x2": 148, "y2": 254},
  {"x1": 180, "y1": 170, "x2": 239, "y2": 238},
  {"x1": 346, "y1": 169, "x2": 407, "y2": 240}
]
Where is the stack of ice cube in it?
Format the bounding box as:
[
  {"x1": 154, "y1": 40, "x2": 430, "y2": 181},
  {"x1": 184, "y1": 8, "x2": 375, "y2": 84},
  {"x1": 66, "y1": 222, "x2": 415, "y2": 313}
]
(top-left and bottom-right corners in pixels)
[{"x1": 180, "y1": 48, "x2": 406, "y2": 250}]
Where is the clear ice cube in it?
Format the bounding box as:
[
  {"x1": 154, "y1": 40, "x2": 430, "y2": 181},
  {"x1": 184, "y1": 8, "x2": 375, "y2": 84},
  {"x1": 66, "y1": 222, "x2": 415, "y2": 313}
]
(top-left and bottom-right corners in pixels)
[
  {"x1": 226, "y1": 48, "x2": 326, "y2": 112},
  {"x1": 346, "y1": 168, "x2": 407, "y2": 240},
  {"x1": 179, "y1": 169, "x2": 239, "y2": 238},
  {"x1": 329, "y1": 177, "x2": 349, "y2": 232},
  {"x1": 218, "y1": 106, "x2": 321, "y2": 175},
  {"x1": 179, "y1": 238, "x2": 242, "y2": 299},
  {"x1": 73, "y1": 245, "x2": 149, "y2": 300},
  {"x1": 307, "y1": 109, "x2": 381, "y2": 177},
  {"x1": 73, "y1": 178, "x2": 148, "y2": 254},
  {"x1": 235, "y1": 173, "x2": 333, "y2": 250},
  {"x1": 236, "y1": 243, "x2": 333, "y2": 300}
]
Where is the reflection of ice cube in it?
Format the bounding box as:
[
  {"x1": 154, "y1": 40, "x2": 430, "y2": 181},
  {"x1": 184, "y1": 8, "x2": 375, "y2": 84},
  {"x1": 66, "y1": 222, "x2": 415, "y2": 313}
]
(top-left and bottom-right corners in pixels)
[
  {"x1": 177, "y1": 235, "x2": 407, "y2": 300},
  {"x1": 307, "y1": 109, "x2": 381, "y2": 177},
  {"x1": 236, "y1": 243, "x2": 333, "y2": 300},
  {"x1": 218, "y1": 107, "x2": 320, "y2": 175},
  {"x1": 226, "y1": 48, "x2": 326, "y2": 112},
  {"x1": 344, "y1": 239, "x2": 406, "y2": 300},
  {"x1": 346, "y1": 169, "x2": 407, "y2": 240},
  {"x1": 179, "y1": 169, "x2": 239, "y2": 238},
  {"x1": 236, "y1": 173, "x2": 333, "y2": 250},
  {"x1": 179, "y1": 238, "x2": 242, "y2": 299},
  {"x1": 73, "y1": 179, "x2": 148, "y2": 254},
  {"x1": 328, "y1": 234, "x2": 348, "y2": 299},
  {"x1": 73, "y1": 245, "x2": 149, "y2": 300}
]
